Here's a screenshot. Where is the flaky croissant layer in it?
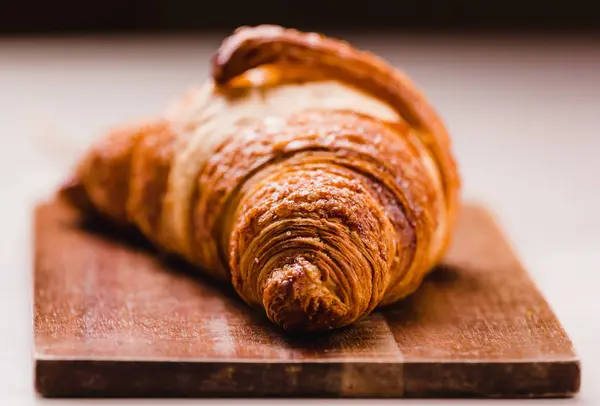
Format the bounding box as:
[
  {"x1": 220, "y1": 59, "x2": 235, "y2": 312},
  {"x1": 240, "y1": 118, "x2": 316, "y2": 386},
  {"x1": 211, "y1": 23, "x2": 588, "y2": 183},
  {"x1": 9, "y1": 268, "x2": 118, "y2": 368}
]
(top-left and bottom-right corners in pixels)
[{"x1": 60, "y1": 25, "x2": 460, "y2": 332}]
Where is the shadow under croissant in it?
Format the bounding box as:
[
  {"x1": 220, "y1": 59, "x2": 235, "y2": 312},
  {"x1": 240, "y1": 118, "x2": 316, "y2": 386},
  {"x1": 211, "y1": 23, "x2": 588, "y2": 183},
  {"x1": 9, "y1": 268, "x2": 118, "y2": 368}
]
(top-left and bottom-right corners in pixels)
[{"x1": 68, "y1": 212, "x2": 474, "y2": 340}]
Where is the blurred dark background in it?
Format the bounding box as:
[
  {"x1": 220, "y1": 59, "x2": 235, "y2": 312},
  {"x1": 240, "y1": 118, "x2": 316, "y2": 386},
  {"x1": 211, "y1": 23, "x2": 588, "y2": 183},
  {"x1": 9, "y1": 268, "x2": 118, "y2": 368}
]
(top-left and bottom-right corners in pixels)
[{"x1": 3, "y1": 0, "x2": 600, "y2": 34}]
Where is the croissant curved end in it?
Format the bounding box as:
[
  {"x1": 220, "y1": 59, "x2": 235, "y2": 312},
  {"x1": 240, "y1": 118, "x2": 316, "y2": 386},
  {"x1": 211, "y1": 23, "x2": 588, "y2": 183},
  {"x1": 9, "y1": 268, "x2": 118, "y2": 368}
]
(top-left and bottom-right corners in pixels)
[{"x1": 212, "y1": 24, "x2": 286, "y2": 84}]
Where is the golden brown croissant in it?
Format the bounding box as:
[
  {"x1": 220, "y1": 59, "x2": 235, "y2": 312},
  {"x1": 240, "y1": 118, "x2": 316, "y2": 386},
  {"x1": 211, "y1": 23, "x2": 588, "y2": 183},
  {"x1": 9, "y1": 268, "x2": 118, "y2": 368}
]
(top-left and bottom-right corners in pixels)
[{"x1": 60, "y1": 25, "x2": 460, "y2": 332}]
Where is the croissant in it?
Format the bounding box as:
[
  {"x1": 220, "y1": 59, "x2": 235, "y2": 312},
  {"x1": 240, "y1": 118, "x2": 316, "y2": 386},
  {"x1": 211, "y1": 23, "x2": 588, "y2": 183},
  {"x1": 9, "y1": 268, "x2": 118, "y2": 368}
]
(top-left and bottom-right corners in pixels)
[{"x1": 59, "y1": 25, "x2": 461, "y2": 332}]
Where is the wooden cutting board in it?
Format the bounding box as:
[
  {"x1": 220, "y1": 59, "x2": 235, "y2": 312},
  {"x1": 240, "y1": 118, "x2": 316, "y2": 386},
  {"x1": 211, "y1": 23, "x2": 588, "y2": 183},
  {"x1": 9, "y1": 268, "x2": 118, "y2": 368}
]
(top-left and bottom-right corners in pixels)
[{"x1": 33, "y1": 200, "x2": 580, "y2": 398}]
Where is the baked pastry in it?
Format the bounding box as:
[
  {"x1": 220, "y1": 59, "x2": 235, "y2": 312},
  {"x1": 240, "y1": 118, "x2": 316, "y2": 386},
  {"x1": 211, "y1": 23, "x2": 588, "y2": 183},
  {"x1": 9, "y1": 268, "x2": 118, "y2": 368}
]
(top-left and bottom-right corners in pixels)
[{"x1": 60, "y1": 25, "x2": 461, "y2": 332}]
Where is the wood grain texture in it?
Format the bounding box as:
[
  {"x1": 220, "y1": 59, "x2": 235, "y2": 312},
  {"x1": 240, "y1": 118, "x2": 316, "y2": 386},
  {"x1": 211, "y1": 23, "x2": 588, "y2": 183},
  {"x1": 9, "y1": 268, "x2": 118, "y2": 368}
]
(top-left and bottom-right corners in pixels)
[{"x1": 33, "y1": 200, "x2": 580, "y2": 398}]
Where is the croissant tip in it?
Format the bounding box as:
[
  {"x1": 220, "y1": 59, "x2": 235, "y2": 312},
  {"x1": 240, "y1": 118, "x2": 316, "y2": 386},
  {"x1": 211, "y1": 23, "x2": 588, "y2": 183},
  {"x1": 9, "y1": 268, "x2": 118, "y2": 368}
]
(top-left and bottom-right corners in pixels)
[
  {"x1": 212, "y1": 24, "x2": 289, "y2": 86},
  {"x1": 57, "y1": 175, "x2": 93, "y2": 213},
  {"x1": 261, "y1": 256, "x2": 350, "y2": 332}
]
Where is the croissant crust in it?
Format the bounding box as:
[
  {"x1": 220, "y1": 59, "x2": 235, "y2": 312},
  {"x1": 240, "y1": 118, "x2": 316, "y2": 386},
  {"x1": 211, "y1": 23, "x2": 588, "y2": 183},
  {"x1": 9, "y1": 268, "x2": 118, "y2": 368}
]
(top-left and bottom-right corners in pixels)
[{"x1": 60, "y1": 25, "x2": 460, "y2": 332}]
